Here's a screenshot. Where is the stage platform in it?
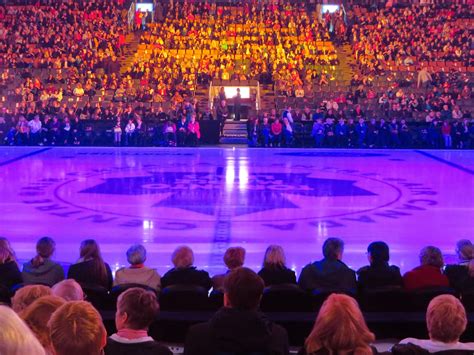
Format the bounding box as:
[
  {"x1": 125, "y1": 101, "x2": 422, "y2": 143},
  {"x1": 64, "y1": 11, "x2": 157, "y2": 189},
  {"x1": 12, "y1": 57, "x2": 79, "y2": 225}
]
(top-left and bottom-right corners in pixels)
[{"x1": 1, "y1": 147, "x2": 473, "y2": 276}]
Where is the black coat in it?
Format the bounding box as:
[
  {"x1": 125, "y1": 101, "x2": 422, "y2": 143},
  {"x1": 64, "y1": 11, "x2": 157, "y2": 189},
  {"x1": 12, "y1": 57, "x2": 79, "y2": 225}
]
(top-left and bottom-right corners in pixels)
[
  {"x1": 258, "y1": 266, "x2": 297, "y2": 287},
  {"x1": 444, "y1": 264, "x2": 474, "y2": 292},
  {"x1": 0, "y1": 261, "x2": 23, "y2": 289},
  {"x1": 357, "y1": 263, "x2": 403, "y2": 290},
  {"x1": 161, "y1": 267, "x2": 212, "y2": 291},
  {"x1": 105, "y1": 337, "x2": 172, "y2": 355},
  {"x1": 184, "y1": 307, "x2": 289, "y2": 355},
  {"x1": 67, "y1": 260, "x2": 113, "y2": 290},
  {"x1": 298, "y1": 259, "x2": 356, "y2": 291}
]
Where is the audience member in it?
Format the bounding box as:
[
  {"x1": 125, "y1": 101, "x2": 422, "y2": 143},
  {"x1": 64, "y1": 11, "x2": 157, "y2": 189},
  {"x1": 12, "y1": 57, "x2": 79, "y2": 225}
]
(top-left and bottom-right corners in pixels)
[
  {"x1": 258, "y1": 245, "x2": 297, "y2": 286},
  {"x1": 445, "y1": 239, "x2": 474, "y2": 292},
  {"x1": 67, "y1": 239, "x2": 113, "y2": 290},
  {"x1": 52, "y1": 279, "x2": 85, "y2": 301},
  {"x1": 184, "y1": 267, "x2": 289, "y2": 355},
  {"x1": 394, "y1": 295, "x2": 474, "y2": 353},
  {"x1": 212, "y1": 246, "x2": 246, "y2": 291},
  {"x1": 161, "y1": 246, "x2": 212, "y2": 290},
  {"x1": 0, "y1": 237, "x2": 23, "y2": 288},
  {"x1": 0, "y1": 305, "x2": 46, "y2": 355},
  {"x1": 11, "y1": 284, "x2": 51, "y2": 313},
  {"x1": 22, "y1": 237, "x2": 65, "y2": 286},
  {"x1": 357, "y1": 241, "x2": 403, "y2": 290},
  {"x1": 105, "y1": 287, "x2": 172, "y2": 355},
  {"x1": 49, "y1": 301, "x2": 107, "y2": 355},
  {"x1": 403, "y1": 246, "x2": 449, "y2": 291},
  {"x1": 298, "y1": 293, "x2": 376, "y2": 355},
  {"x1": 114, "y1": 244, "x2": 161, "y2": 291},
  {"x1": 298, "y1": 238, "x2": 356, "y2": 291},
  {"x1": 20, "y1": 295, "x2": 66, "y2": 353}
]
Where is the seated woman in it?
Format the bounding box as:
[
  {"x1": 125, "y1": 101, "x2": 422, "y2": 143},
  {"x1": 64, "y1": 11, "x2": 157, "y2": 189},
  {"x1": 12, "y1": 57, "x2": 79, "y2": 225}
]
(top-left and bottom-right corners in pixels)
[
  {"x1": 394, "y1": 295, "x2": 474, "y2": 353},
  {"x1": 67, "y1": 239, "x2": 113, "y2": 290},
  {"x1": 161, "y1": 246, "x2": 212, "y2": 291},
  {"x1": 445, "y1": 239, "x2": 473, "y2": 292},
  {"x1": 20, "y1": 295, "x2": 66, "y2": 354},
  {"x1": 186, "y1": 114, "x2": 201, "y2": 147},
  {"x1": 0, "y1": 237, "x2": 22, "y2": 289},
  {"x1": 403, "y1": 246, "x2": 449, "y2": 291},
  {"x1": 22, "y1": 237, "x2": 65, "y2": 286},
  {"x1": 105, "y1": 288, "x2": 172, "y2": 355},
  {"x1": 271, "y1": 118, "x2": 283, "y2": 147},
  {"x1": 114, "y1": 244, "x2": 161, "y2": 292},
  {"x1": 357, "y1": 241, "x2": 402, "y2": 290},
  {"x1": 211, "y1": 247, "x2": 246, "y2": 291},
  {"x1": 298, "y1": 294, "x2": 376, "y2": 355},
  {"x1": 258, "y1": 245, "x2": 296, "y2": 287}
]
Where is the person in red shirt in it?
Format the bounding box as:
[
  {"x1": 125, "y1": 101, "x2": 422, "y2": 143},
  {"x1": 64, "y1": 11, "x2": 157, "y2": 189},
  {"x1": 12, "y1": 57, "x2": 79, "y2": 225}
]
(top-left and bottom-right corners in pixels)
[
  {"x1": 403, "y1": 246, "x2": 449, "y2": 291},
  {"x1": 271, "y1": 118, "x2": 283, "y2": 147},
  {"x1": 187, "y1": 114, "x2": 200, "y2": 147}
]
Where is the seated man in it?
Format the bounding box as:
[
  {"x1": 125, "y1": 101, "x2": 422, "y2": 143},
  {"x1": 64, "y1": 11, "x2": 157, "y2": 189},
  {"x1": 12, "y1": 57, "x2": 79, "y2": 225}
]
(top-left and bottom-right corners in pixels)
[
  {"x1": 298, "y1": 238, "x2": 356, "y2": 292},
  {"x1": 49, "y1": 301, "x2": 107, "y2": 355},
  {"x1": 184, "y1": 267, "x2": 289, "y2": 355},
  {"x1": 105, "y1": 288, "x2": 172, "y2": 355},
  {"x1": 393, "y1": 295, "x2": 474, "y2": 354}
]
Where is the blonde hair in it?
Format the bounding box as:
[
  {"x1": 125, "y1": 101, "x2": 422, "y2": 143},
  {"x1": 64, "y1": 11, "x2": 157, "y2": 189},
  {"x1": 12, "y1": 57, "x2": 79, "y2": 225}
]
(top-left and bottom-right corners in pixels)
[
  {"x1": 20, "y1": 295, "x2": 65, "y2": 351},
  {"x1": 305, "y1": 294, "x2": 375, "y2": 354},
  {"x1": 0, "y1": 305, "x2": 45, "y2": 355},
  {"x1": 52, "y1": 279, "x2": 84, "y2": 301},
  {"x1": 172, "y1": 246, "x2": 194, "y2": 269},
  {"x1": 0, "y1": 237, "x2": 17, "y2": 264},
  {"x1": 263, "y1": 245, "x2": 286, "y2": 269},
  {"x1": 223, "y1": 247, "x2": 246, "y2": 269},
  {"x1": 427, "y1": 295, "x2": 467, "y2": 343},
  {"x1": 12, "y1": 285, "x2": 52, "y2": 313},
  {"x1": 49, "y1": 301, "x2": 106, "y2": 355}
]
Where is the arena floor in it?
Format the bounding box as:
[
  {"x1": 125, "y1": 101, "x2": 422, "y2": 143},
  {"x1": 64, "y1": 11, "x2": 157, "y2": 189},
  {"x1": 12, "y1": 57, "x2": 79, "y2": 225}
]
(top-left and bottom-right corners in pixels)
[{"x1": 1, "y1": 146, "x2": 473, "y2": 276}]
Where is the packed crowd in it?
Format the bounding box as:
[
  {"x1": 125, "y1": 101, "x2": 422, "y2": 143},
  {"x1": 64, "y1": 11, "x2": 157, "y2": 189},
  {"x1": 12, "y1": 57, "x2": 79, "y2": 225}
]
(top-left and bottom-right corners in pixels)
[
  {"x1": 129, "y1": 1, "x2": 342, "y2": 95},
  {"x1": 0, "y1": 237, "x2": 473, "y2": 354},
  {"x1": 351, "y1": 3, "x2": 473, "y2": 75}
]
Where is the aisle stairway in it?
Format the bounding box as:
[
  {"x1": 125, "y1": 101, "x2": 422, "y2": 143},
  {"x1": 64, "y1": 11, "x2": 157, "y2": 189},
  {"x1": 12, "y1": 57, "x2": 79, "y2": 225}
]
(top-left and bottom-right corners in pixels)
[
  {"x1": 120, "y1": 32, "x2": 141, "y2": 75},
  {"x1": 220, "y1": 120, "x2": 248, "y2": 145}
]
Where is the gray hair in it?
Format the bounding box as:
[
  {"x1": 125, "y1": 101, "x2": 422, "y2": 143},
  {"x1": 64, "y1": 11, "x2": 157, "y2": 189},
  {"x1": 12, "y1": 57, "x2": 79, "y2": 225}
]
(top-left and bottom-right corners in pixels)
[
  {"x1": 126, "y1": 244, "x2": 147, "y2": 265},
  {"x1": 172, "y1": 246, "x2": 194, "y2": 269},
  {"x1": 420, "y1": 246, "x2": 444, "y2": 268}
]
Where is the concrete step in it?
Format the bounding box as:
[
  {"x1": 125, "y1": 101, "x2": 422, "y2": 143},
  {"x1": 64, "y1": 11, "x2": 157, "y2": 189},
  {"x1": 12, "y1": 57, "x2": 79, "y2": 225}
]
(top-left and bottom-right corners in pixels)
[{"x1": 220, "y1": 136, "x2": 249, "y2": 145}]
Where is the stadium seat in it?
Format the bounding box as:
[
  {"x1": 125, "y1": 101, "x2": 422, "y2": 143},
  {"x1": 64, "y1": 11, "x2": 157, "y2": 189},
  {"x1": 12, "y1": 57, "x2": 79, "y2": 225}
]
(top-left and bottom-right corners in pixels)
[
  {"x1": 358, "y1": 286, "x2": 408, "y2": 312},
  {"x1": 80, "y1": 284, "x2": 112, "y2": 310},
  {"x1": 407, "y1": 287, "x2": 458, "y2": 312},
  {"x1": 208, "y1": 289, "x2": 224, "y2": 310},
  {"x1": 159, "y1": 285, "x2": 209, "y2": 311},
  {"x1": 110, "y1": 283, "x2": 158, "y2": 305},
  {"x1": 0, "y1": 284, "x2": 11, "y2": 305},
  {"x1": 260, "y1": 284, "x2": 312, "y2": 312},
  {"x1": 460, "y1": 290, "x2": 474, "y2": 312},
  {"x1": 311, "y1": 288, "x2": 356, "y2": 312}
]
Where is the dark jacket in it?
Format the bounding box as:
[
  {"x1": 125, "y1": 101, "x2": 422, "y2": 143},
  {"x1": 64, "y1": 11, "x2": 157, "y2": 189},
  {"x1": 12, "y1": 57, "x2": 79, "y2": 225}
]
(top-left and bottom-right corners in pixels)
[
  {"x1": 105, "y1": 336, "x2": 172, "y2": 355},
  {"x1": 67, "y1": 260, "x2": 113, "y2": 290},
  {"x1": 22, "y1": 259, "x2": 65, "y2": 286},
  {"x1": 357, "y1": 263, "x2": 403, "y2": 290},
  {"x1": 392, "y1": 342, "x2": 474, "y2": 355},
  {"x1": 444, "y1": 264, "x2": 474, "y2": 292},
  {"x1": 298, "y1": 259, "x2": 356, "y2": 291},
  {"x1": 0, "y1": 261, "x2": 23, "y2": 289},
  {"x1": 258, "y1": 266, "x2": 297, "y2": 287},
  {"x1": 161, "y1": 266, "x2": 212, "y2": 291},
  {"x1": 184, "y1": 307, "x2": 289, "y2": 355}
]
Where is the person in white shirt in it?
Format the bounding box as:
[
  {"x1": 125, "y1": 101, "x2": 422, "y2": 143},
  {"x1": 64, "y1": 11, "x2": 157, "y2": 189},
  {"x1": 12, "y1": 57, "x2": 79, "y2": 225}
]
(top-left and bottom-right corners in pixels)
[
  {"x1": 396, "y1": 295, "x2": 474, "y2": 353},
  {"x1": 28, "y1": 115, "x2": 42, "y2": 145},
  {"x1": 124, "y1": 119, "x2": 136, "y2": 146}
]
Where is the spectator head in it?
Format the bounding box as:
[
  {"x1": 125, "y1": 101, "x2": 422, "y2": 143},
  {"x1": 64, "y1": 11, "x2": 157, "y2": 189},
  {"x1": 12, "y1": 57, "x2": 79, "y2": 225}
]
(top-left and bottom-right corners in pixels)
[
  {"x1": 79, "y1": 239, "x2": 107, "y2": 285},
  {"x1": 0, "y1": 237, "x2": 16, "y2": 264},
  {"x1": 31, "y1": 237, "x2": 56, "y2": 268},
  {"x1": 0, "y1": 306, "x2": 45, "y2": 355},
  {"x1": 223, "y1": 246, "x2": 246, "y2": 270},
  {"x1": 223, "y1": 267, "x2": 264, "y2": 311},
  {"x1": 12, "y1": 285, "x2": 52, "y2": 313},
  {"x1": 455, "y1": 239, "x2": 473, "y2": 262},
  {"x1": 322, "y1": 238, "x2": 344, "y2": 261},
  {"x1": 304, "y1": 294, "x2": 375, "y2": 354},
  {"x1": 52, "y1": 279, "x2": 84, "y2": 301},
  {"x1": 49, "y1": 301, "x2": 107, "y2": 355},
  {"x1": 367, "y1": 241, "x2": 390, "y2": 265},
  {"x1": 115, "y1": 287, "x2": 159, "y2": 331},
  {"x1": 20, "y1": 295, "x2": 66, "y2": 351},
  {"x1": 419, "y1": 246, "x2": 444, "y2": 268},
  {"x1": 126, "y1": 244, "x2": 147, "y2": 266},
  {"x1": 171, "y1": 246, "x2": 194, "y2": 269},
  {"x1": 427, "y1": 295, "x2": 467, "y2": 343},
  {"x1": 263, "y1": 245, "x2": 287, "y2": 269}
]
